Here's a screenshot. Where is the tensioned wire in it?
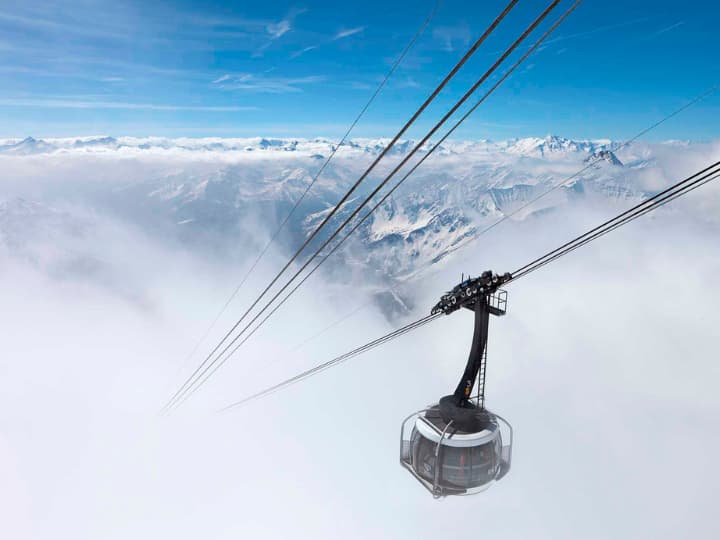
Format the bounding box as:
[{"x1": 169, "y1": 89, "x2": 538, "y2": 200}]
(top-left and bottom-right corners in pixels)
[
  {"x1": 177, "y1": 0, "x2": 586, "y2": 412},
  {"x1": 220, "y1": 159, "x2": 720, "y2": 412},
  {"x1": 171, "y1": 0, "x2": 446, "y2": 387},
  {"x1": 161, "y1": 0, "x2": 522, "y2": 413},
  {"x1": 245, "y1": 84, "x2": 720, "y2": 358},
  {"x1": 166, "y1": 0, "x2": 565, "y2": 411}
]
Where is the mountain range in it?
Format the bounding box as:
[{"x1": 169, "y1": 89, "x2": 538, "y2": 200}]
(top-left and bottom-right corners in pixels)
[{"x1": 1, "y1": 134, "x2": 716, "y2": 315}]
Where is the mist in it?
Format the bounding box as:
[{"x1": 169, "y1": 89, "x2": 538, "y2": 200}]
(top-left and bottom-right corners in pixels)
[{"x1": 1, "y1": 141, "x2": 719, "y2": 540}]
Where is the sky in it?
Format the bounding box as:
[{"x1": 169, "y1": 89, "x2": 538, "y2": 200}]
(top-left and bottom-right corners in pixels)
[
  {"x1": 0, "y1": 0, "x2": 718, "y2": 140},
  {"x1": 2, "y1": 2, "x2": 720, "y2": 537},
  {"x1": 2, "y1": 37, "x2": 720, "y2": 534}
]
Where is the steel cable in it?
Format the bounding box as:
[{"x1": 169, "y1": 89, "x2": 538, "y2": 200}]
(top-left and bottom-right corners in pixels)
[
  {"x1": 229, "y1": 2, "x2": 720, "y2": 377},
  {"x1": 161, "y1": 0, "x2": 521, "y2": 413},
  {"x1": 509, "y1": 172, "x2": 720, "y2": 281},
  {"x1": 187, "y1": 0, "x2": 584, "y2": 406},
  {"x1": 218, "y1": 313, "x2": 442, "y2": 412},
  {"x1": 166, "y1": 1, "x2": 563, "y2": 411},
  {"x1": 220, "y1": 160, "x2": 720, "y2": 411},
  {"x1": 510, "y1": 161, "x2": 720, "y2": 280},
  {"x1": 437, "y1": 84, "x2": 720, "y2": 265},
  {"x1": 171, "y1": 0, "x2": 446, "y2": 382}
]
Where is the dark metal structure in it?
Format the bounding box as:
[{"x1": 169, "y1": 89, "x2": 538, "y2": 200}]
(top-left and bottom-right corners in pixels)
[{"x1": 401, "y1": 271, "x2": 513, "y2": 497}]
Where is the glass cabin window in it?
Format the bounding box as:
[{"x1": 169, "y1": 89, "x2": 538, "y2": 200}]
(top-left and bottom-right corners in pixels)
[
  {"x1": 410, "y1": 429, "x2": 502, "y2": 491},
  {"x1": 439, "y1": 442, "x2": 498, "y2": 488}
]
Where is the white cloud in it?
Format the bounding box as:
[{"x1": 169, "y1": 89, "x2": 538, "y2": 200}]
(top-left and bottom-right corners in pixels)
[
  {"x1": 1, "y1": 142, "x2": 719, "y2": 539},
  {"x1": 267, "y1": 7, "x2": 308, "y2": 39},
  {"x1": 251, "y1": 8, "x2": 308, "y2": 57},
  {"x1": 266, "y1": 18, "x2": 291, "y2": 39},
  {"x1": 543, "y1": 16, "x2": 650, "y2": 46},
  {"x1": 0, "y1": 8, "x2": 134, "y2": 41},
  {"x1": 212, "y1": 73, "x2": 325, "y2": 93},
  {"x1": 396, "y1": 77, "x2": 421, "y2": 89},
  {"x1": 654, "y1": 20, "x2": 685, "y2": 36},
  {"x1": 432, "y1": 24, "x2": 471, "y2": 52},
  {"x1": 290, "y1": 45, "x2": 318, "y2": 59},
  {"x1": 0, "y1": 98, "x2": 256, "y2": 112},
  {"x1": 333, "y1": 26, "x2": 365, "y2": 40}
]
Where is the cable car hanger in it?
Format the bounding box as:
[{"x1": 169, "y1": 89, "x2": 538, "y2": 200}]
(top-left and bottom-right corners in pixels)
[{"x1": 398, "y1": 270, "x2": 512, "y2": 497}]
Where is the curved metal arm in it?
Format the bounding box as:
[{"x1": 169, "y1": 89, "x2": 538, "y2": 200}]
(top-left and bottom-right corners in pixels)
[
  {"x1": 452, "y1": 297, "x2": 490, "y2": 405},
  {"x1": 433, "y1": 420, "x2": 454, "y2": 497}
]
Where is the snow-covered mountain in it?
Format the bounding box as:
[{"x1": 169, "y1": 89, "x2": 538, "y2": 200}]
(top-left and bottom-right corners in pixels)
[
  {"x1": 0, "y1": 134, "x2": 615, "y2": 157},
  {"x1": 1, "y1": 134, "x2": 717, "y2": 312},
  {"x1": 0, "y1": 136, "x2": 57, "y2": 155}
]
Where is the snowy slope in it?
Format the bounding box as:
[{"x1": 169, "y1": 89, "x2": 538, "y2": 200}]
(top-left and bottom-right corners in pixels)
[{"x1": 1, "y1": 135, "x2": 717, "y2": 296}]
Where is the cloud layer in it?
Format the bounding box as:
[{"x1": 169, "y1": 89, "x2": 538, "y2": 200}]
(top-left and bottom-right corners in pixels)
[{"x1": 1, "y1": 135, "x2": 719, "y2": 539}]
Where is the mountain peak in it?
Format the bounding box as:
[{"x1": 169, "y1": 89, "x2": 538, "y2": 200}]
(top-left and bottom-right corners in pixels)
[{"x1": 584, "y1": 149, "x2": 623, "y2": 167}]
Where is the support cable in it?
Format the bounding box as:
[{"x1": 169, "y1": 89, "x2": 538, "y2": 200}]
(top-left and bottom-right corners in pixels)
[
  {"x1": 220, "y1": 160, "x2": 720, "y2": 411},
  {"x1": 166, "y1": 0, "x2": 562, "y2": 411},
  {"x1": 439, "y1": 84, "x2": 720, "y2": 264},
  {"x1": 231, "y1": 6, "x2": 720, "y2": 368},
  {"x1": 270, "y1": 83, "x2": 719, "y2": 362},
  {"x1": 510, "y1": 162, "x2": 720, "y2": 280},
  {"x1": 189, "y1": 0, "x2": 583, "y2": 403},
  {"x1": 219, "y1": 313, "x2": 442, "y2": 412},
  {"x1": 172, "y1": 0, "x2": 445, "y2": 379},
  {"x1": 161, "y1": 0, "x2": 521, "y2": 413}
]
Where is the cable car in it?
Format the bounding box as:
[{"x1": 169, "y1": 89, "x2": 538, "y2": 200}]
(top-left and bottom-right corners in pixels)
[
  {"x1": 400, "y1": 403, "x2": 512, "y2": 496},
  {"x1": 400, "y1": 271, "x2": 514, "y2": 497}
]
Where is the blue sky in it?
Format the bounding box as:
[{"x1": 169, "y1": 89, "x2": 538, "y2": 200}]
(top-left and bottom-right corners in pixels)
[{"x1": 0, "y1": 0, "x2": 718, "y2": 140}]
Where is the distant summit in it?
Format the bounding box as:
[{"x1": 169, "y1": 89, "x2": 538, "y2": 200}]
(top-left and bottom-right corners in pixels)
[
  {"x1": 0, "y1": 134, "x2": 621, "y2": 158},
  {"x1": 0, "y1": 136, "x2": 55, "y2": 155},
  {"x1": 73, "y1": 136, "x2": 119, "y2": 148},
  {"x1": 584, "y1": 149, "x2": 623, "y2": 167},
  {"x1": 504, "y1": 134, "x2": 610, "y2": 158}
]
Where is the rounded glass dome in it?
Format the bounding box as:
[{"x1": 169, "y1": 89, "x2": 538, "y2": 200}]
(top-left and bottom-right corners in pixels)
[{"x1": 400, "y1": 404, "x2": 512, "y2": 497}]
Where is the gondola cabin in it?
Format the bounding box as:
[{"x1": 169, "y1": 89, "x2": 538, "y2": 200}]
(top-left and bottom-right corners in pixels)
[{"x1": 400, "y1": 271, "x2": 514, "y2": 497}]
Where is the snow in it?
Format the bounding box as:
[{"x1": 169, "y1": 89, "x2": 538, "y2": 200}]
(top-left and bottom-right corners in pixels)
[
  {"x1": 1, "y1": 135, "x2": 718, "y2": 291},
  {"x1": 0, "y1": 134, "x2": 611, "y2": 159}
]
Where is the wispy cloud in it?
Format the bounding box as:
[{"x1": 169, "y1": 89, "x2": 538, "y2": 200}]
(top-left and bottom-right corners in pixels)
[
  {"x1": 290, "y1": 45, "x2": 318, "y2": 59},
  {"x1": 212, "y1": 73, "x2": 324, "y2": 93},
  {"x1": 396, "y1": 77, "x2": 421, "y2": 89},
  {"x1": 543, "y1": 17, "x2": 651, "y2": 46},
  {"x1": 0, "y1": 5, "x2": 310, "y2": 62},
  {"x1": 56, "y1": 57, "x2": 204, "y2": 80},
  {"x1": 252, "y1": 8, "x2": 308, "y2": 57},
  {"x1": 290, "y1": 24, "x2": 365, "y2": 60},
  {"x1": 266, "y1": 19, "x2": 291, "y2": 39},
  {"x1": 432, "y1": 25, "x2": 471, "y2": 52},
  {"x1": 348, "y1": 81, "x2": 374, "y2": 91},
  {"x1": 0, "y1": 65, "x2": 129, "y2": 83},
  {"x1": 333, "y1": 27, "x2": 365, "y2": 41},
  {"x1": 480, "y1": 16, "x2": 653, "y2": 58},
  {"x1": 654, "y1": 21, "x2": 685, "y2": 36},
  {"x1": 0, "y1": 8, "x2": 140, "y2": 42},
  {"x1": 0, "y1": 98, "x2": 257, "y2": 112}
]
